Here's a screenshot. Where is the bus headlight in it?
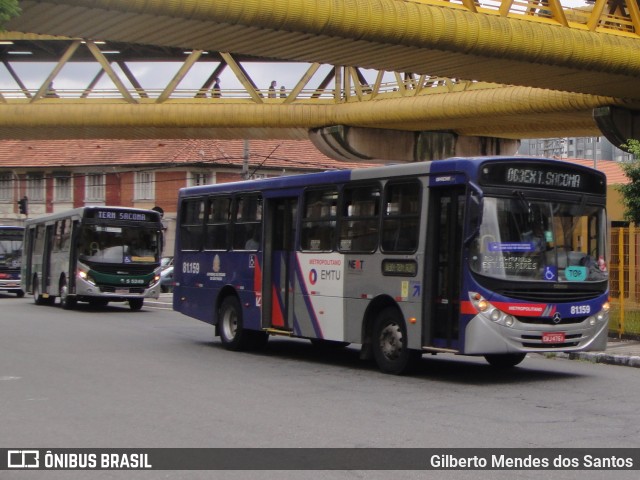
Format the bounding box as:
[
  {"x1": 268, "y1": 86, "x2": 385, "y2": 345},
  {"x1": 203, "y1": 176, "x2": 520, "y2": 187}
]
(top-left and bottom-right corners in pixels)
[
  {"x1": 78, "y1": 271, "x2": 96, "y2": 286},
  {"x1": 77, "y1": 265, "x2": 96, "y2": 286},
  {"x1": 601, "y1": 301, "x2": 610, "y2": 313},
  {"x1": 469, "y1": 292, "x2": 515, "y2": 327},
  {"x1": 470, "y1": 292, "x2": 489, "y2": 312}
]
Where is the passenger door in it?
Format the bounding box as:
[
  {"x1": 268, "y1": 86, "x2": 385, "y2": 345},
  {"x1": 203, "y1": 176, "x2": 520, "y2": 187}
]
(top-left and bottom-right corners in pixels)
[
  {"x1": 262, "y1": 197, "x2": 298, "y2": 331},
  {"x1": 425, "y1": 187, "x2": 465, "y2": 348}
]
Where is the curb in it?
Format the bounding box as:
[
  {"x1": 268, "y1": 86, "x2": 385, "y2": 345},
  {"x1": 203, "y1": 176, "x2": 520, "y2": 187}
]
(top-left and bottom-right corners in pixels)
[{"x1": 552, "y1": 352, "x2": 640, "y2": 368}]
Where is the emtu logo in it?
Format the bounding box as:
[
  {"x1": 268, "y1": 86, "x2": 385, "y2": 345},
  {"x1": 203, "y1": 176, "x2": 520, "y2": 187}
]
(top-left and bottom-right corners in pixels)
[
  {"x1": 8, "y1": 450, "x2": 39, "y2": 468},
  {"x1": 309, "y1": 269, "x2": 318, "y2": 285}
]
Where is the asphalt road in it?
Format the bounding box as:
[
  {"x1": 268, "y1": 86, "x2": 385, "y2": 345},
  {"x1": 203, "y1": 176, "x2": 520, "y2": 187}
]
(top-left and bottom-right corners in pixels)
[{"x1": 1, "y1": 293, "x2": 639, "y2": 480}]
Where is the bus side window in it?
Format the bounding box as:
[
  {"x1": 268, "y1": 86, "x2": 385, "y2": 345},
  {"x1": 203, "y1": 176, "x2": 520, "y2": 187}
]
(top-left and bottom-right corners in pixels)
[
  {"x1": 204, "y1": 196, "x2": 231, "y2": 250},
  {"x1": 60, "y1": 219, "x2": 72, "y2": 251},
  {"x1": 381, "y1": 180, "x2": 420, "y2": 253},
  {"x1": 339, "y1": 183, "x2": 380, "y2": 253},
  {"x1": 233, "y1": 195, "x2": 262, "y2": 251},
  {"x1": 52, "y1": 221, "x2": 60, "y2": 252},
  {"x1": 301, "y1": 188, "x2": 337, "y2": 251},
  {"x1": 180, "y1": 198, "x2": 205, "y2": 251}
]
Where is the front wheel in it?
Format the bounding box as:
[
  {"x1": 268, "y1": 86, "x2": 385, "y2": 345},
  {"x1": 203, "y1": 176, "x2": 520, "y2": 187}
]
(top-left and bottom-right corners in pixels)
[
  {"x1": 15, "y1": 290, "x2": 25, "y2": 298},
  {"x1": 484, "y1": 353, "x2": 526, "y2": 368},
  {"x1": 59, "y1": 279, "x2": 76, "y2": 310},
  {"x1": 129, "y1": 298, "x2": 144, "y2": 311},
  {"x1": 33, "y1": 277, "x2": 45, "y2": 305},
  {"x1": 372, "y1": 307, "x2": 421, "y2": 374}
]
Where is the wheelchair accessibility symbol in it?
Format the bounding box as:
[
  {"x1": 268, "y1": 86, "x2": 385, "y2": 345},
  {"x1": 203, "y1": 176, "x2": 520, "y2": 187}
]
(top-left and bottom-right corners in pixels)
[{"x1": 544, "y1": 266, "x2": 557, "y2": 281}]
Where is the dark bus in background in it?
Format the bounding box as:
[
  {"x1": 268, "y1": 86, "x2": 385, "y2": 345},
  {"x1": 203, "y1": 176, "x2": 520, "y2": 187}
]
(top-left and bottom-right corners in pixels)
[
  {"x1": 22, "y1": 207, "x2": 163, "y2": 310},
  {"x1": 0, "y1": 225, "x2": 25, "y2": 297}
]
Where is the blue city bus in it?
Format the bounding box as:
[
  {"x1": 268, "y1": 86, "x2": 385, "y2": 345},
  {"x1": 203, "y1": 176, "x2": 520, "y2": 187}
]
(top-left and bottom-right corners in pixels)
[
  {"x1": 22, "y1": 207, "x2": 164, "y2": 310},
  {"x1": 0, "y1": 225, "x2": 25, "y2": 297},
  {"x1": 173, "y1": 156, "x2": 609, "y2": 373}
]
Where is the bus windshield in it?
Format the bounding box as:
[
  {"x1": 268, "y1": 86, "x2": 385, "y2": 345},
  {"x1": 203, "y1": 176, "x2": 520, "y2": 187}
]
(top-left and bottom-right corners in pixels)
[
  {"x1": 78, "y1": 225, "x2": 160, "y2": 264},
  {"x1": 0, "y1": 231, "x2": 23, "y2": 269},
  {"x1": 470, "y1": 195, "x2": 608, "y2": 283}
]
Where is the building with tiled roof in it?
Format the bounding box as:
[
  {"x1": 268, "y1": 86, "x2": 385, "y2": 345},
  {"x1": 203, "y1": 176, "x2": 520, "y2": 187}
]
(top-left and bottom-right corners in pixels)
[{"x1": 0, "y1": 138, "x2": 385, "y2": 252}]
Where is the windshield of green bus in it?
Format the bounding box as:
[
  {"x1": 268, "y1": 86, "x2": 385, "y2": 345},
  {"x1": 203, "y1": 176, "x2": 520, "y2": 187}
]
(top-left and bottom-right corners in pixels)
[
  {"x1": 469, "y1": 195, "x2": 608, "y2": 283},
  {"x1": 78, "y1": 225, "x2": 160, "y2": 264},
  {"x1": 0, "y1": 231, "x2": 23, "y2": 269}
]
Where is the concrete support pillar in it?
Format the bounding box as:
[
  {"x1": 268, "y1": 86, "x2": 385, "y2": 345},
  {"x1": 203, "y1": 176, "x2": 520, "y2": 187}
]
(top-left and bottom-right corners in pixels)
[{"x1": 309, "y1": 125, "x2": 520, "y2": 162}]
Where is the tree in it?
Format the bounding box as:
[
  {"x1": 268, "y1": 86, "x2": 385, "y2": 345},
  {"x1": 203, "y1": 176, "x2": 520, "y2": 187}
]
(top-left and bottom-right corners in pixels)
[
  {"x1": 0, "y1": 0, "x2": 21, "y2": 31},
  {"x1": 617, "y1": 139, "x2": 640, "y2": 225}
]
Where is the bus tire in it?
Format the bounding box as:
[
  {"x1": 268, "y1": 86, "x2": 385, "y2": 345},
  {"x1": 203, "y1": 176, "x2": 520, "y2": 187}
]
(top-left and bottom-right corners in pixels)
[
  {"x1": 59, "y1": 278, "x2": 76, "y2": 310},
  {"x1": 372, "y1": 307, "x2": 420, "y2": 375},
  {"x1": 15, "y1": 290, "x2": 25, "y2": 298},
  {"x1": 484, "y1": 353, "x2": 526, "y2": 368},
  {"x1": 129, "y1": 298, "x2": 144, "y2": 311},
  {"x1": 33, "y1": 276, "x2": 45, "y2": 305},
  {"x1": 218, "y1": 296, "x2": 252, "y2": 351}
]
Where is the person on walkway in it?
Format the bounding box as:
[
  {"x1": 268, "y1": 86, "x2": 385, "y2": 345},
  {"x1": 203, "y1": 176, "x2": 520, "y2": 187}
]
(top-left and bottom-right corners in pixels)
[
  {"x1": 268, "y1": 80, "x2": 277, "y2": 98},
  {"x1": 212, "y1": 78, "x2": 221, "y2": 98}
]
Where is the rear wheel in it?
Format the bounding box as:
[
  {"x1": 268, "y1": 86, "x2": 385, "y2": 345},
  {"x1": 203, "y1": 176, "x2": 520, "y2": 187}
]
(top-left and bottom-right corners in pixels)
[
  {"x1": 372, "y1": 307, "x2": 421, "y2": 374},
  {"x1": 218, "y1": 296, "x2": 254, "y2": 351},
  {"x1": 484, "y1": 353, "x2": 526, "y2": 368}
]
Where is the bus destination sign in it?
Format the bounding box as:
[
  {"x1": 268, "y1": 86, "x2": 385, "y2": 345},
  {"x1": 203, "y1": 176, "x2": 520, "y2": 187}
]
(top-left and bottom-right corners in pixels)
[
  {"x1": 88, "y1": 209, "x2": 155, "y2": 222},
  {"x1": 480, "y1": 162, "x2": 605, "y2": 194}
]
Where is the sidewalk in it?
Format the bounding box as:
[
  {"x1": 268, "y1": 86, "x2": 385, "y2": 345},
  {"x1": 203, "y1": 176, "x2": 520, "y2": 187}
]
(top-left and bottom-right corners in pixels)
[{"x1": 552, "y1": 337, "x2": 640, "y2": 368}]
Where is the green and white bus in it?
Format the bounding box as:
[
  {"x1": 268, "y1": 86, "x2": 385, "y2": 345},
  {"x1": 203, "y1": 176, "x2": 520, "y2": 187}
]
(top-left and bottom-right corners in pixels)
[{"x1": 22, "y1": 207, "x2": 164, "y2": 310}]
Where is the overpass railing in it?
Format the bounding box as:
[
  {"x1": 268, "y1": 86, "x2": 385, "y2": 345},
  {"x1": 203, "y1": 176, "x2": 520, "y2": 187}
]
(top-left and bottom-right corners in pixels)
[{"x1": 412, "y1": 0, "x2": 640, "y2": 38}]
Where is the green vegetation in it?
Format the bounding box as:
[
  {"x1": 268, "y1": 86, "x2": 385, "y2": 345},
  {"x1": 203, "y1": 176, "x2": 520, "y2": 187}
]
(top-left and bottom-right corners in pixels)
[
  {"x1": 617, "y1": 139, "x2": 640, "y2": 225},
  {"x1": 0, "y1": 0, "x2": 20, "y2": 30}
]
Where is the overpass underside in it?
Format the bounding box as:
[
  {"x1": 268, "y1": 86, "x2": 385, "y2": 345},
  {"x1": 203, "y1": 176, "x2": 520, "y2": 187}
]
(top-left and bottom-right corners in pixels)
[{"x1": 3, "y1": 0, "x2": 640, "y2": 160}]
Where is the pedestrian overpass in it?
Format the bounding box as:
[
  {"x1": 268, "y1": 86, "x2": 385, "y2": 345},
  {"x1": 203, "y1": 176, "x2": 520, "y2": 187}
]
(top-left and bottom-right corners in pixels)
[{"x1": 1, "y1": 0, "x2": 639, "y2": 160}]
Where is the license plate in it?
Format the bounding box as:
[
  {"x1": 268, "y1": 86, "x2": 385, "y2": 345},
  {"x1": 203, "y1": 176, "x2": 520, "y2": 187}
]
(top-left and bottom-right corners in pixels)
[
  {"x1": 115, "y1": 288, "x2": 129, "y2": 295},
  {"x1": 542, "y1": 332, "x2": 565, "y2": 343}
]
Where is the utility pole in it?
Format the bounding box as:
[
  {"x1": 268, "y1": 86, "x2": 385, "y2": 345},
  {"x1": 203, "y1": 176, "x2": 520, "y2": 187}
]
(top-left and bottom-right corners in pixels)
[{"x1": 243, "y1": 139, "x2": 249, "y2": 179}]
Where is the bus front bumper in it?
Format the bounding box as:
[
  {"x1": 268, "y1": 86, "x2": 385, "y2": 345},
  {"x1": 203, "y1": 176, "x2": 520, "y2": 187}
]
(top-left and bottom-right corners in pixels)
[
  {"x1": 74, "y1": 275, "x2": 160, "y2": 300},
  {"x1": 463, "y1": 312, "x2": 609, "y2": 355}
]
